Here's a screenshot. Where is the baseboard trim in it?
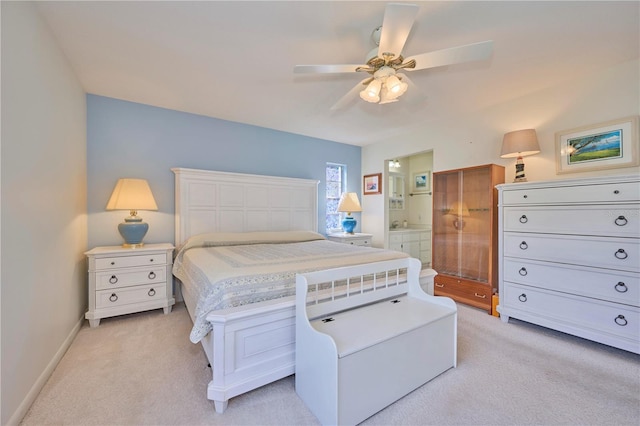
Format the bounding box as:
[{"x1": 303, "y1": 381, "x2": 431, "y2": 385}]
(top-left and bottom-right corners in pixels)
[{"x1": 6, "y1": 316, "x2": 84, "y2": 426}]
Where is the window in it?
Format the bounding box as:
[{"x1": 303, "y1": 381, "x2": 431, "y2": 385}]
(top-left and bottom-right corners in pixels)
[{"x1": 326, "y1": 163, "x2": 346, "y2": 232}]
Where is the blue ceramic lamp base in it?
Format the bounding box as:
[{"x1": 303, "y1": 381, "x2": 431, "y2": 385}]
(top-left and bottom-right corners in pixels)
[
  {"x1": 342, "y1": 216, "x2": 357, "y2": 234},
  {"x1": 118, "y1": 216, "x2": 149, "y2": 248}
]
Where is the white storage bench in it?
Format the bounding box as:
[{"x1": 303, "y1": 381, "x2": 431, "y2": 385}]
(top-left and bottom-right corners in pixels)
[{"x1": 295, "y1": 257, "x2": 457, "y2": 425}]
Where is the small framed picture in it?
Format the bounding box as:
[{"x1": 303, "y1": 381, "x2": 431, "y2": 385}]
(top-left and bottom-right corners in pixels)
[
  {"x1": 555, "y1": 116, "x2": 639, "y2": 174},
  {"x1": 412, "y1": 171, "x2": 430, "y2": 193},
  {"x1": 363, "y1": 173, "x2": 382, "y2": 195}
]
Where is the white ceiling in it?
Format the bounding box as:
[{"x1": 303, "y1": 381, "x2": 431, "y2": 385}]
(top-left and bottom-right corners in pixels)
[{"x1": 36, "y1": 1, "x2": 639, "y2": 147}]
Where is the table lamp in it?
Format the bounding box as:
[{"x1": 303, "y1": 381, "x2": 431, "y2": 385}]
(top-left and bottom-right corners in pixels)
[
  {"x1": 500, "y1": 129, "x2": 541, "y2": 182},
  {"x1": 449, "y1": 201, "x2": 470, "y2": 231},
  {"x1": 337, "y1": 192, "x2": 362, "y2": 234},
  {"x1": 106, "y1": 178, "x2": 158, "y2": 248}
]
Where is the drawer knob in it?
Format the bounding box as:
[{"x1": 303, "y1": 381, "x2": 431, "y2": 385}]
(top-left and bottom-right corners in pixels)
[
  {"x1": 474, "y1": 293, "x2": 486, "y2": 299},
  {"x1": 613, "y1": 190, "x2": 620, "y2": 194},
  {"x1": 110, "y1": 261, "x2": 115, "y2": 266},
  {"x1": 149, "y1": 258, "x2": 154, "y2": 262},
  {"x1": 614, "y1": 315, "x2": 628, "y2": 326},
  {"x1": 148, "y1": 288, "x2": 156, "y2": 297},
  {"x1": 519, "y1": 241, "x2": 528, "y2": 250},
  {"x1": 614, "y1": 215, "x2": 628, "y2": 226},
  {"x1": 523, "y1": 194, "x2": 528, "y2": 199},
  {"x1": 435, "y1": 283, "x2": 444, "y2": 288},
  {"x1": 614, "y1": 249, "x2": 628, "y2": 260},
  {"x1": 519, "y1": 215, "x2": 528, "y2": 224},
  {"x1": 148, "y1": 271, "x2": 156, "y2": 280},
  {"x1": 614, "y1": 282, "x2": 628, "y2": 293},
  {"x1": 109, "y1": 275, "x2": 118, "y2": 284},
  {"x1": 109, "y1": 293, "x2": 118, "y2": 302},
  {"x1": 518, "y1": 293, "x2": 527, "y2": 302},
  {"x1": 518, "y1": 267, "x2": 528, "y2": 276}
]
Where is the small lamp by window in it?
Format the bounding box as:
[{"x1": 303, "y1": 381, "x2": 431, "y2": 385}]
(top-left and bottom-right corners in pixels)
[
  {"x1": 500, "y1": 129, "x2": 541, "y2": 182},
  {"x1": 337, "y1": 192, "x2": 362, "y2": 234},
  {"x1": 106, "y1": 178, "x2": 158, "y2": 248}
]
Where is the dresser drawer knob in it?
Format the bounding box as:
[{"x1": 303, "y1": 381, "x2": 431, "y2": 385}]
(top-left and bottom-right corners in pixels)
[
  {"x1": 519, "y1": 215, "x2": 528, "y2": 224},
  {"x1": 523, "y1": 194, "x2": 528, "y2": 199},
  {"x1": 110, "y1": 261, "x2": 115, "y2": 266},
  {"x1": 109, "y1": 293, "x2": 118, "y2": 302},
  {"x1": 518, "y1": 267, "x2": 528, "y2": 276},
  {"x1": 519, "y1": 241, "x2": 528, "y2": 250},
  {"x1": 148, "y1": 288, "x2": 156, "y2": 297},
  {"x1": 614, "y1": 216, "x2": 628, "y2": 226},
  {"x1": 435, "y1": 283, "x2": 444, "y2": 288},
  {"x1": 109, "y1": 275, "x2": 118, "y2": 284},
  {"x1": 614, "y1": 249, "x2": 628, "y2": 260},
  {"x1": 614, "y1": 282, "x2": 628, "y2": 293},
  {"x1": 474, "y1": 293, "x2": 486, "y2": 299},
  {"x1": 614, "y1": 315, "x2": 628, "y2": 326},
  {"x1": 518, "y1": 293, "x2": 527, "y2": 302},
  {"x1": 148, "y1": 271, "x2": 156, "y2": 280},
  {"x1": 613, "y1": 190, "x2": 620, "y2": 194}
]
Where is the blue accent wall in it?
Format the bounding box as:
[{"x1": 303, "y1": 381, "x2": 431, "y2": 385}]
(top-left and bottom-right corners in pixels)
[{"x1": 87, "y1": 95, "x2": 361, "y2": 248}]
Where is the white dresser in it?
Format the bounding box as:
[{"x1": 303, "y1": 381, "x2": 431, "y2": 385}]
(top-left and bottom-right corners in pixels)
[{"x1": 497, "y1": 175, "x2": 639, "y2": 354}]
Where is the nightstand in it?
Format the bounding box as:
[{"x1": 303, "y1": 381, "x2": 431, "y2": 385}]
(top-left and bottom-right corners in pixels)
[
  {"x1": 85, "y1": 243, "x2": 175, "y2": 327},
  {"x1": 326, "y1": 233, "x2": 373, "y2": 247}
]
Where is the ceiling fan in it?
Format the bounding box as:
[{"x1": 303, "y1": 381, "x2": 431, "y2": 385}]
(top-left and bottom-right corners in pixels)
[{"x1": 294, "y1": 3, "x2": 493, "y2": 110}]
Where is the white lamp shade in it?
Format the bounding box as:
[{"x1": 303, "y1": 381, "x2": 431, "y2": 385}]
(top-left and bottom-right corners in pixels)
[
  {"x1": 500, "y1": 129, "x2": 541, "y2": 158},
  {"x1": 106, "y1": 178, "x2": 158, "y2": 211},
  {"x1": 337, "y1": 192, "x2": 362, "y2": 214},
  {"x1": 359, "y1": 80, "x2": 382, "y2": 103}
]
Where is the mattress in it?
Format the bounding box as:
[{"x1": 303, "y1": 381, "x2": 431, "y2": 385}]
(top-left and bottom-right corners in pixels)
[{"x1": 173, "y1": 231, "x2": 408, "y2": 342}]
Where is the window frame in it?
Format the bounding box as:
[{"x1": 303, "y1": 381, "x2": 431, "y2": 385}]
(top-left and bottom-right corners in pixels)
[{"x1": 325, "y1": 162, "x2": 347, "y2": 234}]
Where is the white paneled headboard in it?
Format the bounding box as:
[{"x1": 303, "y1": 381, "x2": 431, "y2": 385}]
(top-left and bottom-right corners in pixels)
[{"x1": 172, "y1": 168, "x2": 319, "y2": 246}]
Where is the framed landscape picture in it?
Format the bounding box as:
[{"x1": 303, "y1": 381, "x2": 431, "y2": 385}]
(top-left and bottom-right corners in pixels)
[
  {"x1": 363, "y1": 173, "x2": 382, "y2": 195},
  {"x1": 555, "y1": 116, "x2": 639, "y2": 174}
]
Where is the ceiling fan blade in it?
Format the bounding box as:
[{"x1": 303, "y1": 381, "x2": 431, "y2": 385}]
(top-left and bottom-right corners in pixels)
[
  {"x1": 330, "y1": 78, "x2": 369, "y2": 110},
  {"x1": 377, "y1": 3, "x2": 419, "y2": 60},
  {"x1": 294, "y1": 64, "x2": 365, "y2": 74},
  {"x1": 405, "y1": 40, "x2": 494, "y2": 71}
]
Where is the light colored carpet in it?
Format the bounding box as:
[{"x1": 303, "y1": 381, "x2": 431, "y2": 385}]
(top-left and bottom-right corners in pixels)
[{"x1": 21, "y1": 302, "x2": 639, "y2": 425}]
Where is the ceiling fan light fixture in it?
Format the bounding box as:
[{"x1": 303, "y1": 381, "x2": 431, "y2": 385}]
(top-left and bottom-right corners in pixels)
[
  {"x1": 385, "y1": 74, "x2": 408, "y2": 96},
  {"x1": 379, "y1": 86, "x2": 400, "y2": 104},
  {"x1": 360, "y1": 79, "x2": 382, "y2": 103}
]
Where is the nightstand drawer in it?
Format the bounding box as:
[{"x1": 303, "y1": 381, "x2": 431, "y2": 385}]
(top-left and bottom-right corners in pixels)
[
  {"x1": 95, "y1": 253, "x2": 168, "y2": 270},
  {"x1": 96, "y1": 284, "x2": 167, "y2": 309},
  {"x1": 95, "y1": 267, "x2": 166, "y2": 290}
]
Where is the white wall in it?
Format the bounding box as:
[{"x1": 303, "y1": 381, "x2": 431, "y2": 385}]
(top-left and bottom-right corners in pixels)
[
  {"x1": 362, "y1": 60, "x2": 640, "y2": 247},
  {"x1": 1, "y1": 2, "x2": 87, "y2": 424}
]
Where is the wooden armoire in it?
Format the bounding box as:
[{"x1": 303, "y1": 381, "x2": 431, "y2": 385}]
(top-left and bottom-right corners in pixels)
[{"x1": 431, "y1": 164, "x2": 505, "y2": 313}]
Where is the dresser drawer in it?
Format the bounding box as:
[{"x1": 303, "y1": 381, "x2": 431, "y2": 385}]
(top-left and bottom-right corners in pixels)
[
  {"x1": 502, "y1": 181, "x2": 640, "y2": 205},
  {"x1": 434, "y1": 273, "x2": 492, "y2": 310},
  {"x1": 95, "y1": 267, "x2": 166, "y2": 290},
  {"x1": 503, "y1": 283, "x2": 639, "y2": 341},
  {"x1": 503, "y1": 258, "x2": 639, "y2": 307},
  {"x1": 96, "y1": 283, "x2": 167, "y2": 309},
  {"x1": 503, "y1": 205, "x2": 639, "y2": 237},
  {"x1": 504, "y1": 233, "x2": 639, "y2": 272},
  {"x1": 94, "y1": 253, "x2": 168, "y2": 270}
]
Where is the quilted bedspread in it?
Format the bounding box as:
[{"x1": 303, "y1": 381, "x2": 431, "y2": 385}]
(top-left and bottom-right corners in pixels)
[{"x1": 172, "y1": 231, "x2": 408, "y2": 343}]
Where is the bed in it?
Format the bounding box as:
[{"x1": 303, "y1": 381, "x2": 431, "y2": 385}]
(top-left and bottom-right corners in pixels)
[{"x1": 171, "y1": 168, "x2": 410, "y2": 413}]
